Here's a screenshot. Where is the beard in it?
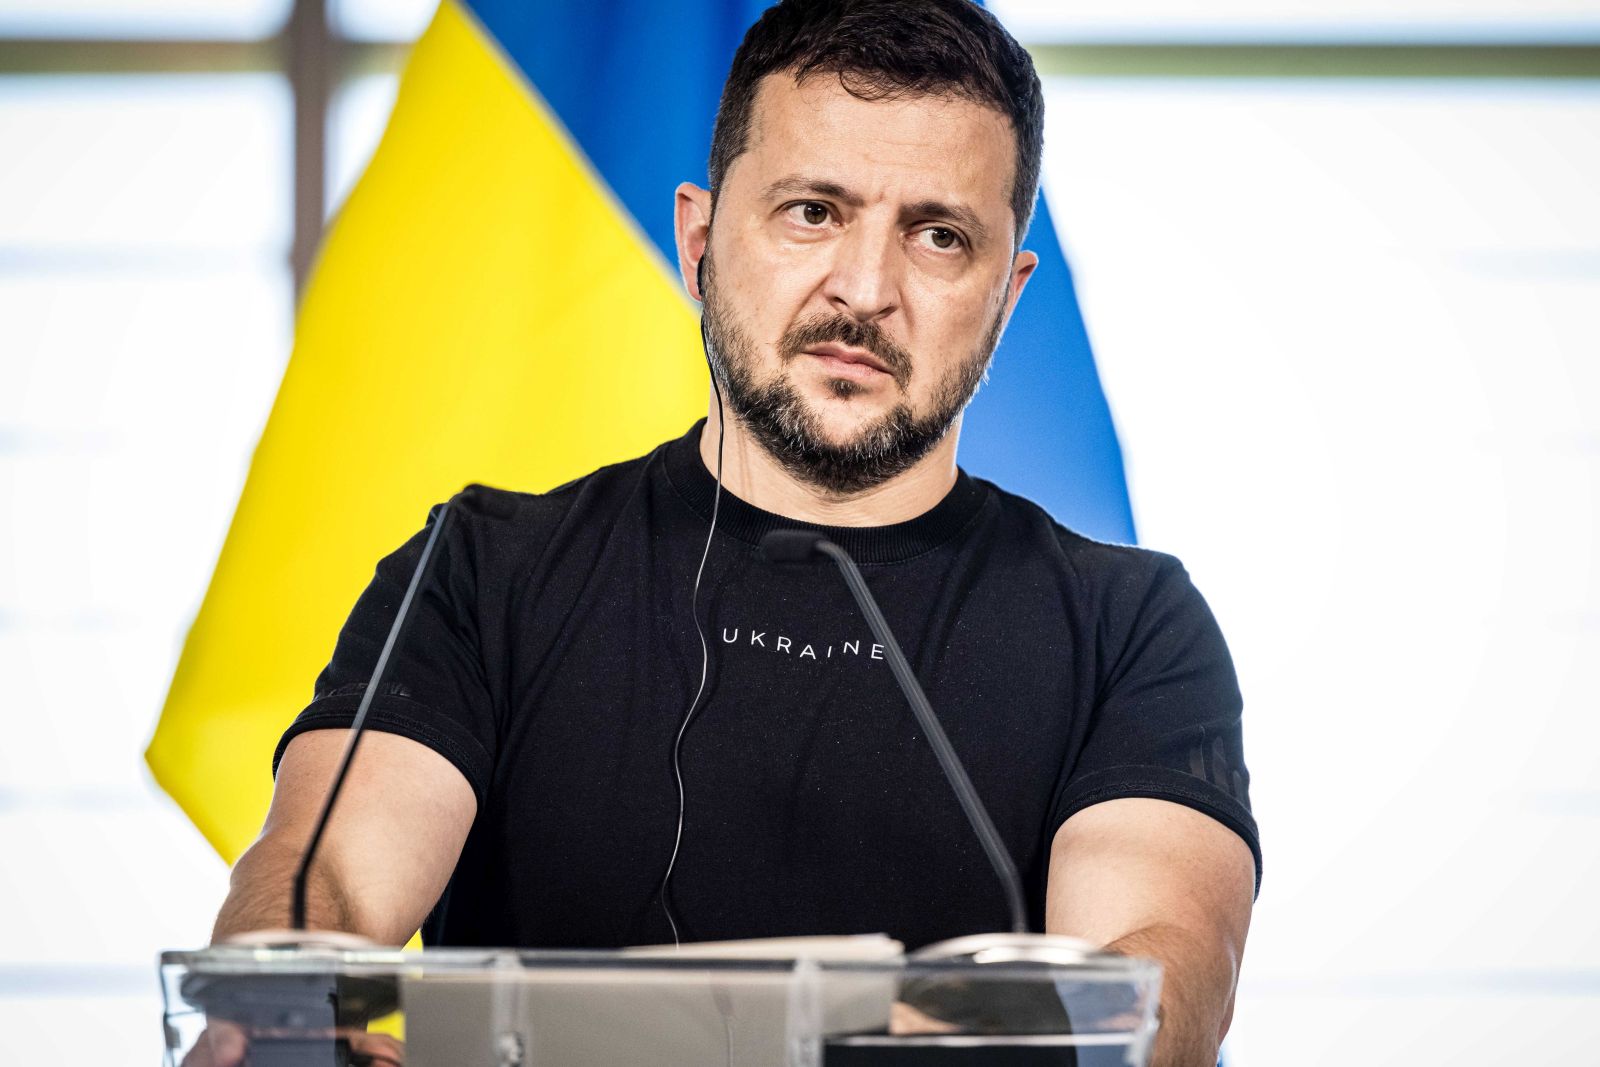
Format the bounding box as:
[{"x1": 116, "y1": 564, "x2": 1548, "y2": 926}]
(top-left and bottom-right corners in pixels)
[{"x1": 700, "y1": 253, "x2": 1006, "y2": 496}]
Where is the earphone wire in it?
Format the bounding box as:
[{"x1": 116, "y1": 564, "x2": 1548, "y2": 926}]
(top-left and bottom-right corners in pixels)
[{"x1": 659, "y1": 295, "x2": 726, "y2": 949}]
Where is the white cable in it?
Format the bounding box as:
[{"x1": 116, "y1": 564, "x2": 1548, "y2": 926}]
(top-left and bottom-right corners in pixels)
[{"x1": 658, "y1": 321, "x2": 727, "y2": 949}]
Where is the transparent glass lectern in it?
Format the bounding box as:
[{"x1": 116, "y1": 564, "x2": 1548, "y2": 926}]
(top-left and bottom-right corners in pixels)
[{"x1": 160, "y1": 938, "x2": 1161, "y2": 1066}]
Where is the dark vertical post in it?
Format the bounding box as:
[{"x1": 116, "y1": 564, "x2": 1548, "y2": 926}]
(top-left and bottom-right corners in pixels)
[{"x1": 285, "y1": 0, "x2": 334, "y2": 303}]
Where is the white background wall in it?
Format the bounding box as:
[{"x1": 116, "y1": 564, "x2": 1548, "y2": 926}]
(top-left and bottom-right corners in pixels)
[
  {"x1": 1, "y1": 1, "x2": 1596, "y2": 1063},
  {"x1": 1037, "y1": 75, "x2": 1600, "y2": 1065}
]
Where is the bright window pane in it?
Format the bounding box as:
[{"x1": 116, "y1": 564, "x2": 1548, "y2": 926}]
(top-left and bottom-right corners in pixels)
[
  {"x1": 0, "y1": 0, "x2": 288, "y2": 39},
  {"x1": 992, "y1": 0, "x2": 1600, "y2": 42},
  {"x1": 0, "y1": 267, "x2": 291, "y2": 620},
  {"x1": 0, "y1": 798, "x2": 228, "y2": 965},
  {"x1": 1042, "y1": 78, "x2": 1600, "y2": 1063},
  {"x1": 329, "y1": 0, "x2": 435, "y2": 42},
  {"x1": 0, "y1": 268, "x2": 290, "y2": 439},
  {"x1": 0, "y1": 75, "x2": 291, "y2": 253},
  {"x1": 0, "y1": 66, "x2": 289, "y2": 1065}
]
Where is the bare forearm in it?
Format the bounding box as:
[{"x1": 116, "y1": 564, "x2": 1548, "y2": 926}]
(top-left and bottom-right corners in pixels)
[
  {"x1": 211, "y1": 836, "x2": 359, "y2": 944},
  {"x1": 1106, "y1": 922, "x2": 1239, "y2": 1067}
]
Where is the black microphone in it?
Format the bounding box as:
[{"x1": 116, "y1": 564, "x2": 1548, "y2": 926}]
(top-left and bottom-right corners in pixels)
[
  {"x1": 290, "y1": 485, "x2": 511, "y2": 931},
  {"x1": 760, "y1": 528, "x2": 1029, "y2": 935}
]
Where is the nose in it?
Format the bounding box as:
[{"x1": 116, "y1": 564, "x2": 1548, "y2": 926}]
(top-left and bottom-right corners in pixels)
[{"x1": 822, "y1": 221, "x2": 901, "y2": 324}]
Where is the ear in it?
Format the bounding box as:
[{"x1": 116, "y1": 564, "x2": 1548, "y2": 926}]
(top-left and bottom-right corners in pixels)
[
  {"x1": 1001, "y1": 249, "x2": 1039, "y2": 326},
  {"x1": 675, "y1": 182, "x2": 713, "y2": 302}
]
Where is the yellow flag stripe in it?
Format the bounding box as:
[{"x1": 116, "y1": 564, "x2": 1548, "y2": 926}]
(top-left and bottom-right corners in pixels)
[{"x1": 147, "y1": 0, "x2": 705, "y2": 862}]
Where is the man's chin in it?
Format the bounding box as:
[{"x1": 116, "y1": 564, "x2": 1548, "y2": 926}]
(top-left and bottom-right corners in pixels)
[{"x1": 792, "y1": 390, "x2": 899, "y2": 447}]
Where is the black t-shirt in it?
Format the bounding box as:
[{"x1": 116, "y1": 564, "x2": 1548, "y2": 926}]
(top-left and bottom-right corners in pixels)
[{"x1": 274, "y1": 421, "x2": 1259, "y2": 950}]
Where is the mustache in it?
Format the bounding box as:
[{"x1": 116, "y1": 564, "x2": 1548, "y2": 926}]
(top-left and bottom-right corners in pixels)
[{"x1": 777, "y1": 314, "x2": 913, "y2": 390}]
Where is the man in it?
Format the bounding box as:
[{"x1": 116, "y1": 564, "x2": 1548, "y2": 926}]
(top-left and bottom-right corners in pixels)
[{"x1": 213, "y1": 1, "x2": 1259, "y2": 1063}]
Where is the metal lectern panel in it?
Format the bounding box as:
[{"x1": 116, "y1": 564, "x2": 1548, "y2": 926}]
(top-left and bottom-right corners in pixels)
[{"x1": 159, "y1": 945, "x2": 1160, "y2": 1067}]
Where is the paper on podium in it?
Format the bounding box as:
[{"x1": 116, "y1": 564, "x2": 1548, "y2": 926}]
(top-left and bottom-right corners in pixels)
[
  {"x1": 625, "y1": 933, "x2": 903, "y2": 960},
  {"x1": 401, "y1": 935, "x2": 903, "y2": 1067}
]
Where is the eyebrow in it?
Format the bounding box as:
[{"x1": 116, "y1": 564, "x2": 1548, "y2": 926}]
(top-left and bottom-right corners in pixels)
[
  {"x1": 903, "y1": 198, "x2": 990, "y2": 247},
  {"x1": 760, "y1": 175, "x2": 991, "y2": 246},
  {"x1": 761, "y1": 175, "x2": 864, "y2": 207}
]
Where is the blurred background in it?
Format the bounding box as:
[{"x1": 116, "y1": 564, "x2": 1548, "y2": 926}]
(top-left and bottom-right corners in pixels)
[{"x1": 1, "y1": 0, "x2": 1597, "y2": 1063}]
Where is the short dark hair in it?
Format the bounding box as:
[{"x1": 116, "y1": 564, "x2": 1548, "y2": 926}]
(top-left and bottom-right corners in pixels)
[{"x1": 708, "y1": 0, "x2": 1045, "y2": 243}]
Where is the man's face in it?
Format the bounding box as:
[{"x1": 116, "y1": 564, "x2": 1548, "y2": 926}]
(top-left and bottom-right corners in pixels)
[{"x1": 689, "y1": 72, "x2": 1036, "y2": 494}]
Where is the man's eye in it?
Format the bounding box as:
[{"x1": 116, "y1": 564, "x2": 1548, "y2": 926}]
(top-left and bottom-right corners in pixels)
[
  {"x1": 920, "y1": 227, "x2": 961, "y2": 251},
  {"x1": 790, "y1": 202, "x2": 830, "y2": 226}
]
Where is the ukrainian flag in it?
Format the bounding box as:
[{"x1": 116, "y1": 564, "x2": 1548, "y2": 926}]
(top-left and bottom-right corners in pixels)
[{"x1": 146, "y1": 0, "x2": 1136, "y2": 864}]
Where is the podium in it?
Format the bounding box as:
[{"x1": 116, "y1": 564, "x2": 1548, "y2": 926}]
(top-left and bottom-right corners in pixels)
[{"x1": 161, "y1": 938, "x2": 1161, "y2": 1066}]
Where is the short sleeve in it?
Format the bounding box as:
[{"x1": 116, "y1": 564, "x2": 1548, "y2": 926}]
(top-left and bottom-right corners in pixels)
[
  {"x1": 271, "y1": 503, "x2": 498, "y2": 807},
  {"x1": 1052, "y1": 555, "x2": 1262, "y2": 892}
]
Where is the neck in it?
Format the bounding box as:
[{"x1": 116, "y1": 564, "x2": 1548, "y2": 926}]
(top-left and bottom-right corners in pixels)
[{"x1": 698, "y1": 393, "x2": 962, "y2": 526}]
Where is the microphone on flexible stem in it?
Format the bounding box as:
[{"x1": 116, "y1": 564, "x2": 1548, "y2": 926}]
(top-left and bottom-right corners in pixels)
[
  {"x1": 290, "y1": 485, "x2": 512, "y2": 931},
  {"x1": 761, "y1": 529, "x2": 1029, "y2": 935}
]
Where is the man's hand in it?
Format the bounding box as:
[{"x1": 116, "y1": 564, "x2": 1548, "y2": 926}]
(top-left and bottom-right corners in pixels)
[{"x1": 1046, "y1": 798, "x2": 1256, "y2": 1067}]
